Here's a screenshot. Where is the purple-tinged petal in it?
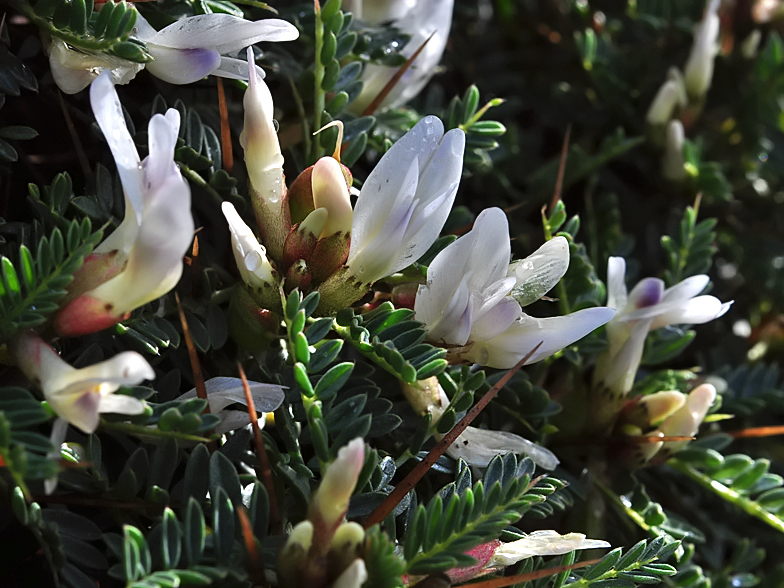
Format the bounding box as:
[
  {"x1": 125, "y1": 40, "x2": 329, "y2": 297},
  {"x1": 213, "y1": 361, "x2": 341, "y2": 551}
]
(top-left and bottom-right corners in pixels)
[
  {"x1": 627, "y1": 277, "x2": 665, "y2": 309},
  {"x1": 145, "y1": 45, "x2": 222, "y2": 84}
]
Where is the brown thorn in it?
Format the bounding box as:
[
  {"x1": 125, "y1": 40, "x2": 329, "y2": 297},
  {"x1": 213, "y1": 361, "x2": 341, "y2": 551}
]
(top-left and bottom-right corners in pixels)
[
  {"x1": 57, "y1": 90, "x2": 91, "y2": 178},
  {"x1": 216, "y1": 78, "x2": 234, "y2": 174},
  {"x1": 363, "y1": 342, "x2": 543, "y2": 529},
  {"x1": 549, "y1": 124, "x2": 571, "y2": 215},
  {"x1": 459, "y1": 558, "x2": 601, "y2": 588},
  {"x1": 358, "y1": 32, "x2": 436, "y2": 119},
  {"x1": 726, "y1": 425, "x2": 784, "y2": 439},
  {"x1": 238, "y1": 362, "x2": 282, "y2": 534},
  {"x1": 174, "y1": 293, "x2": 209, "y2": 411},
  {"x1": 236, "y1": 506, "x2": 266, "y2": 585}
]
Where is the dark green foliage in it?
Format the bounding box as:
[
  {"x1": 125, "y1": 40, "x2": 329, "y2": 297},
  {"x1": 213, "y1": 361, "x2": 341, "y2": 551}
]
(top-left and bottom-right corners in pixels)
[
  {"x1": 403, "y1": 455, "x2": 564, "y2": 575},
  {"x1": 0, "y1": 218, "x2": 102, "y2": 342},
  {"x1": 335, "y1": 301, "x2": 448, "y2": 384}
]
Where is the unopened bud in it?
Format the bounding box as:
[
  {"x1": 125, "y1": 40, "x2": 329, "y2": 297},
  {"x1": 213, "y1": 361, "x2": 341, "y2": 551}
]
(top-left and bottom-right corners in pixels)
[
  {"x1": 310, "y1": 231, "x2": 351, "y2": 285},
  {"x1": 277, "y1": 520, "x2": 314, "y2": 586},
  {"x1": 328, "y1": 522, "x2": 366, "y2": 578},
  {"x1": 312, "y1": 157, "x2": 353, "y2": 239},
  {"x1": 240, "y1": 48, "x2": 284, "y2": 198},
  {"x1": 281, "y1": 209, "x2": 327, "y2": 271},
  {"x1": 309, "y1": 438, "x2": 365, "y2": 533},
  {"x1": 662, "y1": 120, "x2": 687, "y2": 181},
  {"x1": 646, "y1": 68, "x2": 687, "y2": 127},
  {"x1": 222, "y1": 202, "x2": 278, "y2": 291},
  {"x1": 333, "y1": 558, "x2": 368, "y2": 588},
  {"x1": 637, "y1": 390, "x2": 687, "y2": 426},
  {"x1": 684, "y1": 0, "x2": 721, "y2": 99},
  {"x1": 285, "y1": 259, "x2": 312, "y2": 292}
]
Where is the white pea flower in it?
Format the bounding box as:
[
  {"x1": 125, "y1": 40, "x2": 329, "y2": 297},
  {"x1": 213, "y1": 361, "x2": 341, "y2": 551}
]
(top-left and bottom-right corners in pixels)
[
  {"x1": 488, "y1": 531, "x2": 611, "y2": 567},
  {"x1": 222, "y1": 202, "x2": 278, "y2": 291},
  {"x1": 404, "y1": 378, "x2": 559, "y2": 471},
  {"x1": 46, "y1": 11, "x2": 298, "y2": 94},
  {"x1": 47, "y1": 36, "x2": 144, "y2": 95},
  {"x1": 415, "y1": 207, "x2": 616, "y2": 369},
  {"x1": 594, "y1": 257, "x2": 732, "y2": 400},
  {"x1": 175, "y1": 377, "x2": 286, "y2": 435},
  {"x1": 11, "y1": 331, "x2": 153, "y2": 493},
  {"x1": 351, "y1": 0, "x2": 455, "y2": 111},
  {"x1": 134, "y1": 13, "x2": 298, "y2": 85},
  {"x1": 683, "y1": 0, "x2": 721, "y2": 99},
  {"x1": 347, "y1": 115, "x2": 465, "y2": 284},
  {"x1": 54, "y1": 70, "x2": 194, "y2": 337},
  {"x1": 638, "y1": 383, "x2": 717, "y2": 463}
]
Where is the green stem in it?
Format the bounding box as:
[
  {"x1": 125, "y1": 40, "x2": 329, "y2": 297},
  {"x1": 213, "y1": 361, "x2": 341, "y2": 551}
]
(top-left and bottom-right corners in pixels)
[
  {"x1": 311, "y1": 1, "x2": 326, "y2": 164},
  {"x1": 593, "y1": 475, "x2": 652, "y2": 533},
  {"x1": 100, "y1": 420, "x2": 213, "y2": 443},
  {"x1": 332, "y1": 323, "x2": 402, "y2": 381},
  {"x1": 460, "y1": 98, "x2": 504, "y2": 130},
  {"x1": 669, "y1": 459, "x2": 784, "y2": 535}
]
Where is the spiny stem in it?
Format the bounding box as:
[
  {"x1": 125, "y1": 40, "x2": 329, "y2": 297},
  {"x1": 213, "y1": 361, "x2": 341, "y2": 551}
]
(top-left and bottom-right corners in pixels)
[
  {"x1": 363, "y1": 342, "x2": 542, "y2": 528},
  {"x1": 238, "y1": 362, "x2": 282, "y2": 534},
  {"x1": 460, "y1": 558, "x2": 600, "y2": 588}
]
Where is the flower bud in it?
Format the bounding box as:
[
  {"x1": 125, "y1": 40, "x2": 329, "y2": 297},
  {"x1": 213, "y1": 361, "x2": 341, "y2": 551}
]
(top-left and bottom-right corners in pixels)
[
  {"x1": 281, "y1": 208, "x2": 327, "y2": 271},
  {"x1": 328, "y1": 522, "x2": 366, "y2": 579},
  {"x1": 646, "y1": 68, "x2": 687, "y2": 127},
  {"x1": 332, "y1": 558, "x2": 368, "y2": 588},
  {"x1": 662, "y1": 120, "x2": 687, "y2": 181},
  {"x1": 635, "y1": 390, "x2": 687, "y2": 427},
  {"x1": 309, "y1": 438, "x2": 365, "y2": 533},
  {"x1": 277, "y1": 521, "x2": 314, "y2": 586},
  {"x1": 240, "y1": 48, "x2": 290, "y2": 260},
  {"x1": 222, "y1": 202, "x2": 278, "y2": 291},
  {"x1": 684, "y1": 0, "x2": 721, "y2": 99},
  {"x1": 312, "y1": 157, "x2": 353, "y2": 239},
  {"x1": 658, "y1": 383, "x2": 716, "y2": 453}
]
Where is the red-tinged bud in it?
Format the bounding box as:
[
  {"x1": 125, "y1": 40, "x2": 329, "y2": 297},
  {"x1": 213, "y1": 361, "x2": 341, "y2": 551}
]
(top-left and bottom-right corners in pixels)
[
  {"x1": 310, "y1": 231, "x2": 350, "y2": 285},
  {"x1": 445, "y1": 541, "x2": 501, "y2": 583},
  {"x1": 228, "y1": 286, "x2": 281, "y2": 353},
  {"x1": 285, "y1": 259, "x2": 312, "y2": 292},
  {"x1": 281, "y1": 209, "x2": 327, "y2": 272},
  {"x1": 288, "y1": 159, "x2": 353, "y2": 226},
  {"x1": 288, "y1": 166, "x2": 316, "y2": 225},
  {"x1": 54, "y1": 294, "x2": 131, "y2": 337}
]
